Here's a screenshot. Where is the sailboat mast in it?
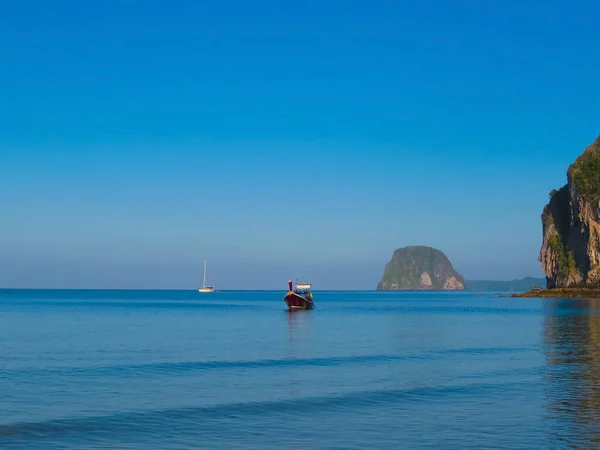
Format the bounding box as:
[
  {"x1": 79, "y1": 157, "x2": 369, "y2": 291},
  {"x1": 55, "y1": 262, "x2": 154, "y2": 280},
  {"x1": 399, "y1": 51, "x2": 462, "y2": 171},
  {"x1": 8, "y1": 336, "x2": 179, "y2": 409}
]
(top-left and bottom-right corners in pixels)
[{"x1": 203, "y1": 260, "x2": 207, "y2": 288}]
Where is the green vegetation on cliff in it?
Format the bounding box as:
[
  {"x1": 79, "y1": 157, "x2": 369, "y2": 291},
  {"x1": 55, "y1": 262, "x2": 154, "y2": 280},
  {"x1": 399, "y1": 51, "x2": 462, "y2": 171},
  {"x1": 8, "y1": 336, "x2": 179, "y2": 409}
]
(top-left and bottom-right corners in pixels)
[
  {"x1": 569, "y1": 136, "x2": 600, "y2": 201},
  {"x1": 377, "y1": 246, "x2": 465, "y2": 290},
  {"x1": 572, "y1": 157, "x2": 600, "y2": 200},
  {"x1": 549, "y1": 235, "x2": 576, "y2": 279}
]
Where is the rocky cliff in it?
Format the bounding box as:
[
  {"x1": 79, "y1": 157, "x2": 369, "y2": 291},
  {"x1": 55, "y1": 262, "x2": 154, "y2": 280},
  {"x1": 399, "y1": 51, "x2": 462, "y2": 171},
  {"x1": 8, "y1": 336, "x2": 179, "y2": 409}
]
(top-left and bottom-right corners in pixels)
[
  {"x1": 376, "y1": 246, "x2": 465, "y2": 290},
  {"x1": 540, "y1": 135, "x2": 600, "y2": 288}
]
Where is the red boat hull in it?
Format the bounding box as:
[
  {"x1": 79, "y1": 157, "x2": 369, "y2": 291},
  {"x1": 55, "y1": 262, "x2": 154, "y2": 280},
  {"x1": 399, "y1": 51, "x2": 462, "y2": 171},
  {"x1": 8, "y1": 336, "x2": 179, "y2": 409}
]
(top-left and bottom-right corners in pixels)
[{"x1": 284, "y1": 292, "x2": 314, "y2": 310}]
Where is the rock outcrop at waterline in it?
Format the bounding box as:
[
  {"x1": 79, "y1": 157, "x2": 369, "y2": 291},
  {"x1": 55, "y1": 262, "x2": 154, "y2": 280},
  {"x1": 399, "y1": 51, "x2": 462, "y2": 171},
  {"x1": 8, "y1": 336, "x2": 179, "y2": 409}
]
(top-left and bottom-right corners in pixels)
[
  {"x1": 540, "y1": 135, "x2": 600, "y2": 288},
  {"x1": 376, "y1": 246, "x2": 465, "y2": 290}
]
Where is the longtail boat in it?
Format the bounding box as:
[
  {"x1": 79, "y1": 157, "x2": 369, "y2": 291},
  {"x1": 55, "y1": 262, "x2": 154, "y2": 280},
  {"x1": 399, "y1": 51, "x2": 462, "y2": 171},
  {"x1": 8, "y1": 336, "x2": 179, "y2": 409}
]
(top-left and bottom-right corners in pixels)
[{"x1": 284, "y1": 280, "x2": 314, "y2": 310}]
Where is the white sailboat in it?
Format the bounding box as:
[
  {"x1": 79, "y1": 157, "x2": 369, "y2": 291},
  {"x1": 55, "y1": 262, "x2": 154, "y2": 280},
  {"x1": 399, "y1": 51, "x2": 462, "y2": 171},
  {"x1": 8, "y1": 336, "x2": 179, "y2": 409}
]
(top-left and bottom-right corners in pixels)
[{"x1": 198, "y1": 260, "x2": 215, "y2": 293}]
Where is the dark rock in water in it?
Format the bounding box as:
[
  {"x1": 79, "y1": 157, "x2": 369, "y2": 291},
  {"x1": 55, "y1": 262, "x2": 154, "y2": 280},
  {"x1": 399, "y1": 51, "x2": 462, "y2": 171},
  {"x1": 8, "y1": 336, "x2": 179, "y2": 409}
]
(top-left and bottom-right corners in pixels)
[
  {"x1": 376, "y1": 246, "x2": 465, "y2": 290},
  {"x1": 540, "y1": 135, "x2": 600, "y2": 288}
]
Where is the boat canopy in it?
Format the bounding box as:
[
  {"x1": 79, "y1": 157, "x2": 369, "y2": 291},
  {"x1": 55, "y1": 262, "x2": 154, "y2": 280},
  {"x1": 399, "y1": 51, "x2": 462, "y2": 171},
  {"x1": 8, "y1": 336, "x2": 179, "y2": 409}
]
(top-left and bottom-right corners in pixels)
[{"x1": 296, "y1": 283, "x2": 312, "y2": 290}]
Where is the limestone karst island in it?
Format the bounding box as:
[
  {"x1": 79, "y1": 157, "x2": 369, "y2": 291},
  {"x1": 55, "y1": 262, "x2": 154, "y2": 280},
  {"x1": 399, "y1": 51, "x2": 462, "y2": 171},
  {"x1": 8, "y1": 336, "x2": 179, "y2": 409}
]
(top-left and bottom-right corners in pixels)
[
  {"x1": 376, "y1": 246, "x2": 465, "y2": 290},
  {"x1": 518, "y1": 135, "x2": 600, "y2": 298}
]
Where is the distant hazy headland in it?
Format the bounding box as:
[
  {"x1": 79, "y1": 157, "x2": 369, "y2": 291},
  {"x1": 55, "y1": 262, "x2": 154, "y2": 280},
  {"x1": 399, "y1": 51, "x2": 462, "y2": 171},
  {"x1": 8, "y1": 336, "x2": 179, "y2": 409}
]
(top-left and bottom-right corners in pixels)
[{"x1": 466, "y1": 278, "x2": 545, "y2": 292}]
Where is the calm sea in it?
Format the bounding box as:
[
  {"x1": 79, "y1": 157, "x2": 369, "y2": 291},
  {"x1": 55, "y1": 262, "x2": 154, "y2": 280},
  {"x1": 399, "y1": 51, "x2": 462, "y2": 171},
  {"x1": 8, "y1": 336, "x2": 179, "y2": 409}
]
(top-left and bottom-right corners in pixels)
[{"x1": 0, "y1": 289, "x2": 599, "y2": 449}]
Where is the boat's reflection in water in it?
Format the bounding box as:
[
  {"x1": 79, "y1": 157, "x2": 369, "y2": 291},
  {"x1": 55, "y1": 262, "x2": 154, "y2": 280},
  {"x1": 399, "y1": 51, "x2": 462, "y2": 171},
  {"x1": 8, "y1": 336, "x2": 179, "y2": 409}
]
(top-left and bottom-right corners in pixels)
[
  {"x1": 283, "y1": 309, "x2": 314, "y2": 398},
  {"x1": 543, "y1": 298, "x2": 600, "y2": 446},
  {"x1": 286, "y1": 308, "x2": 313, "y2": 343}
]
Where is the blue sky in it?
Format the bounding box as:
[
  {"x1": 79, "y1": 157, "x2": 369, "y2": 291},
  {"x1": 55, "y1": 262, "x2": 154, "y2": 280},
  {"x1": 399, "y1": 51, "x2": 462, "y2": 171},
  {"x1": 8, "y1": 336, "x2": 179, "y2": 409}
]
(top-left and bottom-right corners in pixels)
[{"x1": 1, "y1": 0, "x2": 599, "y2": 289}]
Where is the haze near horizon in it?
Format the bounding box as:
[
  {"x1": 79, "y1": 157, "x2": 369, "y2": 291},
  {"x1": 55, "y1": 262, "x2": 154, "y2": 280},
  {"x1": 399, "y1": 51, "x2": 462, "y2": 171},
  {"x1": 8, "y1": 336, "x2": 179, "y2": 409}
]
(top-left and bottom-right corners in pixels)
[{"x1": 2, "y1": 0, "x2": 598, "y2": 289}]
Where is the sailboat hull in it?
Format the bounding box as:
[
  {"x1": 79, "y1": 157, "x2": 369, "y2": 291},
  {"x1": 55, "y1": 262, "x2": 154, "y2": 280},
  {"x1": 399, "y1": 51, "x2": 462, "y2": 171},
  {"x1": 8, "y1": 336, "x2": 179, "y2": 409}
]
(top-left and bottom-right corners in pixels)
[{"x1": 198, "y1": 287, "x2": 215, "y2": 293}]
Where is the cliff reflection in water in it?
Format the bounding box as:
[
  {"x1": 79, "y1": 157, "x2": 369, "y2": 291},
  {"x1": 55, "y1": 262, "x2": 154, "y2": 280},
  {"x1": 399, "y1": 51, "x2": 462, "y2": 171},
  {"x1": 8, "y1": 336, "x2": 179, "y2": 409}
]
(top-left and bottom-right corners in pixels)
[{"x1": 543, "y1": 298, "x2": 600, "y2": 446}]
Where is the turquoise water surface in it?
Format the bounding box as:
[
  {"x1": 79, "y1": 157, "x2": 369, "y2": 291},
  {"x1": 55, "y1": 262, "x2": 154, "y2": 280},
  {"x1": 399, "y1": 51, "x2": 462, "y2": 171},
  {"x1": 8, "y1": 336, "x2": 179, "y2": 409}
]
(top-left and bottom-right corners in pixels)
[{"x1": 1, "y1": 289, "x2": 598, "y2": 449}]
